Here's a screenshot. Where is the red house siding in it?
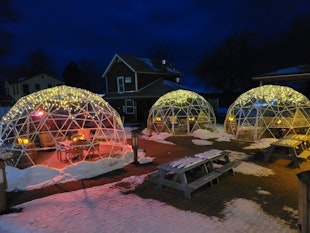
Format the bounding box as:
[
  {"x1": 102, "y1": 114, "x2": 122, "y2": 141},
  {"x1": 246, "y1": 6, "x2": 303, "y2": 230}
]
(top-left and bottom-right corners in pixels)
[{"x1": 106, "y1": 62, "x2": 136, "y2": 92}]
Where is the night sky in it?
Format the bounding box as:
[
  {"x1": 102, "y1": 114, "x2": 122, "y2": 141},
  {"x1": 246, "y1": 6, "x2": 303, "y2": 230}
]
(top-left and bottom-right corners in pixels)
[{"x1": 2, "y1": 0, "x2": 310, "y2": 91}]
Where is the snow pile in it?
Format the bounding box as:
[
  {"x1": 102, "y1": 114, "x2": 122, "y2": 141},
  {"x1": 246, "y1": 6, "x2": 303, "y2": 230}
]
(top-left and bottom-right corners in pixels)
[{"x1": 0, "y1": 175, "x2": 295, "y2": 233}]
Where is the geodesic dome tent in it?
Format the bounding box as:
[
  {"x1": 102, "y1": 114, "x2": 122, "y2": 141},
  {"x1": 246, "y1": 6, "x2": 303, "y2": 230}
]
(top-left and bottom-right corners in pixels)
[
  {"x1": 224, "y1": 85, "x2": 310, "y2": 141},
  {"x1": 0, "y1": 85, "x2": 127, "y2": 168},
  {"x1": 148, "y1": 89, "x2": 216, "y2": 135}
]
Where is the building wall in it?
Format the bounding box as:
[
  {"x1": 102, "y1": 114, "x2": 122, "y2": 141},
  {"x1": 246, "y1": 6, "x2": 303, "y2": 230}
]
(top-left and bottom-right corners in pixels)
[
  {"x1": 106, "y1": 62, "x2": 135, "y2": 92},
  {"x1": 6, "y1": 74, "x2": 64, "y2": 102},
  {"x1": 106, "y1": 61, "x2": 181, "y2": 93}
]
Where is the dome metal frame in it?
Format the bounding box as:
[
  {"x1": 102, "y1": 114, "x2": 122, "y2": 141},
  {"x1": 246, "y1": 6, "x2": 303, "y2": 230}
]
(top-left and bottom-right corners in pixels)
[
  {"x1": 0, "y1": 85, "x2": 127, "y2": 168},
  {"x1": 224, "y1": 85, "x2": 310, "y2": 141},
  {"x1": 148, "y1": 89, "x2": 216, "y2": 136}
]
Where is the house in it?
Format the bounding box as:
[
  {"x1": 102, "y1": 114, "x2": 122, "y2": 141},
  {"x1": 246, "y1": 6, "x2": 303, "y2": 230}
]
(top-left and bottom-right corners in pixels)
[
  {"x1": 4, "y1": 73, "x2": 65, "y2": 102},
  {"x1": 102, "y1": 54, "x2": 185, "y2": 123},
  {"x1": 252, "y1": 65, "x2": 310, "y2": 98}
]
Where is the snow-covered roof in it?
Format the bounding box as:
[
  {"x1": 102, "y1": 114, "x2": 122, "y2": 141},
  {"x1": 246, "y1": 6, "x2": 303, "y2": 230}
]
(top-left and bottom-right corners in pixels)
[
  {"x1": 104, "y1": 78, "x2": 189, "y2": 100},
  {"x1": 252, "y1": 65, "x2": 310, "y2": 83},
  {"x1": 102, "y1": 54, "x2": 183, "y2": 77}
]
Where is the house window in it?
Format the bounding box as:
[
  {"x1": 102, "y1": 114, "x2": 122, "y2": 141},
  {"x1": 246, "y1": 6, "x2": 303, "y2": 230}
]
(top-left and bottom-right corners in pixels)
[
  {"x1": 125, "y1": 76, "x2": 132, "y2": 83},
  {"x1": 35, "y1": 84, "x2": 40, "y2": 90},
  {"x1": 117, "y1": 76, "x2": 124, "y2": 93},
  {"x1": 123, "y1": 99, "x2": 134, "y2": 114},
  {"x1": 22, "y1": 84, "x2": 29, "y2": 95}
]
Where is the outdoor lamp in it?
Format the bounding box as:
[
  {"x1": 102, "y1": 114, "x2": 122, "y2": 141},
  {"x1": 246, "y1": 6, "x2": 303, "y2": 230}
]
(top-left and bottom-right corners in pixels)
[
  {"x1": 0, "y1": 152, "x2": 13, "y2": 214},
  {"x1": 131, "y1": 130, "x2": 139, "y2": 164}
]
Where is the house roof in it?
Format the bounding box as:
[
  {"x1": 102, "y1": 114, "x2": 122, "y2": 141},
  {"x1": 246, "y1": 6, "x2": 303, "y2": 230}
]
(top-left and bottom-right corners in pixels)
[
  {"x1": 6, "y1": 73, "x2": 64, "y2": 84},
  {"x1": 102, "y1": 54, "x2": 183, "y2": 77},
  {"x1": 252, "y1": 65, "x2": 310, "y2": 83},
  {"x1": 104, "y1": 78, "x2": 189, "y2": 100}
]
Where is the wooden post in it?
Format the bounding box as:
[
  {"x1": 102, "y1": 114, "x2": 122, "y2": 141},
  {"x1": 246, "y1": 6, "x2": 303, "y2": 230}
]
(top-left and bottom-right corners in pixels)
[
  {"x1": 297, "y1": 171, "x2": 310, "y2": 233},
  {"x1": 0, "y1": 158, "x2": 8, "y2": 213}
]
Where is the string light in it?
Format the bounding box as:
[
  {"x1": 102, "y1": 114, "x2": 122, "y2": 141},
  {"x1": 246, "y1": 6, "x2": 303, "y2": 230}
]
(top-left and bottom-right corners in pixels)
[
  {"x1": 225, "y1": 85, "x2": 310, "y2": 141},
  {"x1": 0, "y1": 85, "x2": 128, "y2": 167},
  {"x1": 149, "y1": 89, "x2": 216, "y2": 134}
]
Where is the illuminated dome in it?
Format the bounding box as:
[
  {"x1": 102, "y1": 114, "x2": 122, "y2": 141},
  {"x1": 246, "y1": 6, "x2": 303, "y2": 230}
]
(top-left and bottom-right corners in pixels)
[
  {"x1": 148, "y1": 89, "x2": 216, "y2": 135},
  {"x1": 224, "y1": 85, "x2": 310, "y2": 141},
  {"x1": 0, "y1": 85, "x2": 127, "y2": 168}
]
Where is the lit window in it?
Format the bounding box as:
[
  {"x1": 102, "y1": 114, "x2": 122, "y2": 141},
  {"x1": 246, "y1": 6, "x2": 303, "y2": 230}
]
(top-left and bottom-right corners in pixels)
[{"x1": 125, "y1": 76, "x2": 132, "y2": 83}]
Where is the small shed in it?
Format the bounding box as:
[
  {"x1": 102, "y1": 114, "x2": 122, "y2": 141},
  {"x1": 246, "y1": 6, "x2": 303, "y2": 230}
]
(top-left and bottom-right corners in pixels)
[
  {"x1": 0, "y1": 85, "x2": 127, "y2": 168},
  {"x1": 148, "y1": 89, "x2": 216, "y2": 135},
  {"x1": 224, "y1": 85, "x2": 310, "y2": 141}
]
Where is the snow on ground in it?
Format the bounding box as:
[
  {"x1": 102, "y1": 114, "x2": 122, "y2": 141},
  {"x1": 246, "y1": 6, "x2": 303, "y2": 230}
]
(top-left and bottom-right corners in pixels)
[
  {"x1": 192, "y1": 126, "x2": 233, "y2": 142},
  {"x1": 5, "y1": 125, "x2": 276, "y2": 191},
  {"x1": 243, "y1": 137, "x2": 278, "y2": 150},
  {"x1": 1, "y1": 124, "x2": 296, "y2": 232},
  {"x1": 140, "y1": 128, "x2": 175, "y2": 145},
  {"x1": 0, "y1": 175, "x2": 295, "y2": 233}
]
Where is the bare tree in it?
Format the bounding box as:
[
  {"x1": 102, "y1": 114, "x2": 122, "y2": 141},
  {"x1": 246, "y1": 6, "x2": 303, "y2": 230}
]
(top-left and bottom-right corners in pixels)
[
  {"x1": 0, "y1": 0, "x2": 20, "y2": 80},
  {"x1": 194, "y1": 31, "x2": 255, "y2": 94},
  {"x1": 28, "y1": 50, "x2": 56, "y2": 77},
  {"x1": 0, "y1": 0, "x2": 19, "y2": 58},
  {"x1": 62, "y1": 61, "x2": 81, "y2": 87},
  {"x1": 62, "y1": 59, "x2": 102, "y2": 92}
]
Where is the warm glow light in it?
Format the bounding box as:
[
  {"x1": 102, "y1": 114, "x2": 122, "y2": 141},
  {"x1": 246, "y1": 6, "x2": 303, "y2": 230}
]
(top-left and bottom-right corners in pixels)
[
  {"x1": 228, "y1": 116, "x2": 234, "y2": 122},
  {"x1": 17, "y1": 137, "x2": 29, "y2": 145},
  {"x1": 2, "y1": 85, "x2": 108, "y2": 122},
  {"x1": 36, "y1": 111, "x2": 44, "y2": 116},
  {"x1": 148, "y1": 89, "x2": 216, "y2": 135},
  {"x1": 155, "y1": 117, "x2": 162, "y2": 122},
  {"x1": 0, "y1": 85, "x2": 128, "y2": 168},
  {"x1": 188, "y1": 117, "x2": 195, "y2": 122},
  {"x1": 234, "y1": 85, "x2": 309, "y2": 106},
  {"x1": 72, "y1": 134, "x2": 85, "y2": 142},
  {"x1": 224, "y1": 84, "x2": 310, "y2": 141}
]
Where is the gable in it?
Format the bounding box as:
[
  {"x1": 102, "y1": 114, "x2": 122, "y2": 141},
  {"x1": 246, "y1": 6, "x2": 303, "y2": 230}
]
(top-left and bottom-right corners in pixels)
[
  {"x1": 102, "y1": 54, "x2": 183, "y2": 78},
  {"x1": 21, "y1": 74, "x2": 64, "y2": 85}
]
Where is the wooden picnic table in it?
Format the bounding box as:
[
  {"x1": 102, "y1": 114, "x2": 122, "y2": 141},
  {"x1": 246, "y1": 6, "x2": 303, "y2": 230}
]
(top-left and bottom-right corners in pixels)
[
  {"x1": 284, "y1": 134, "x2": 310, "y2": 150},
  {"x1": 264, "y1": 138, "x2": 306, "y2": 168},
  {"x1": 149, "y1": 149, "x2": 240, "y2": 199}
]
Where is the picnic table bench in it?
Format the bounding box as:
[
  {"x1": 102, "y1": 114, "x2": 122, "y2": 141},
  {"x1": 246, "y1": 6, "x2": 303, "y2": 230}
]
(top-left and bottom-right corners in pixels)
[
  {"x1": 297, "y1": 149, "x2": 310, "y2": 160},
  {"x1": 149, "y1": 149, "x2": 241, "y2": 199},
  {"x1": 285, "y1": 134, "x2": 310, "y2": 150},
  {"x1": 263, "y1": 138, "x2": 309, "y2": 168}
]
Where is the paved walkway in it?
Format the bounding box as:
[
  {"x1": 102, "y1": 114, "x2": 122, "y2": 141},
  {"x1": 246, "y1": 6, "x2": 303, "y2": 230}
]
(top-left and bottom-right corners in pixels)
[{"x1": 7, "y1": 136, "x2": 310, "y2": 231}]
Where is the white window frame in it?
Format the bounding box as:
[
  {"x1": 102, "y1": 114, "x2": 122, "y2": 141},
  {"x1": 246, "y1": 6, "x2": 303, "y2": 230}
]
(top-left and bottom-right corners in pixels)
[
  {"x1": 123, "y1": 99, "x2": 135, "y2": 114},
  {"x1": 117, "y1": 76, "x2": 124, "y2": 93},
  {"x1": 125, "y1": 76, "x2": 132, "y2": 83}
]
